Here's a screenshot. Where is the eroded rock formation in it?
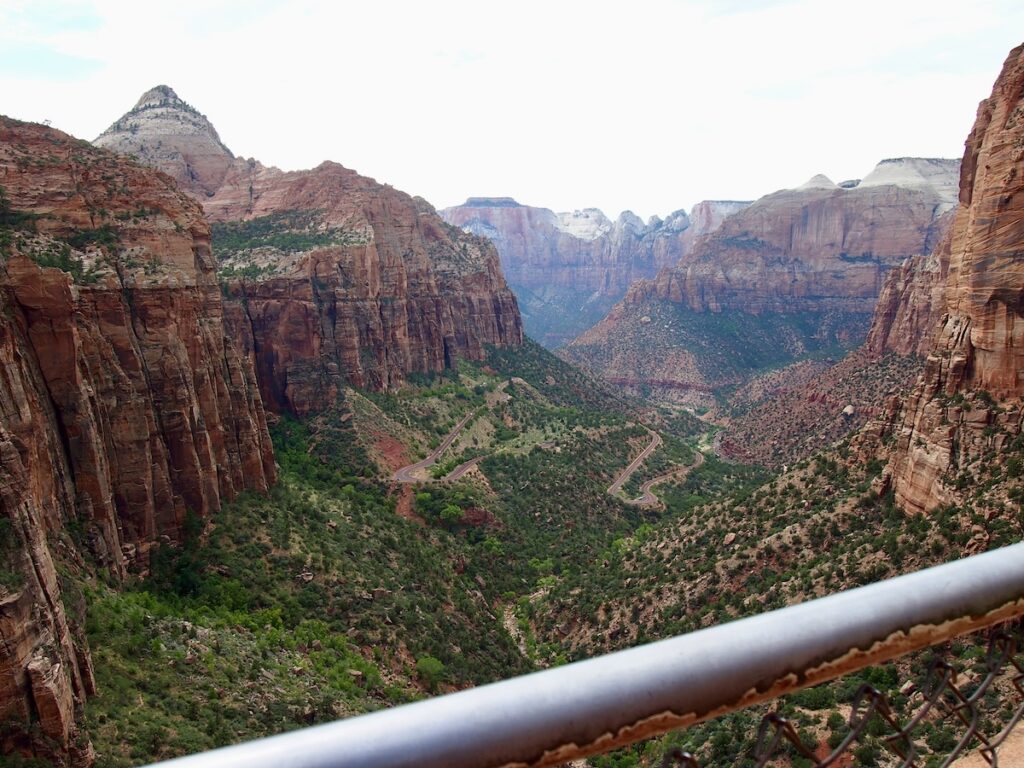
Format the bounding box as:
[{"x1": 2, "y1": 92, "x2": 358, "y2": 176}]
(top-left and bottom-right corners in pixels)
[
  {"x1": 886, "y1": 44, "x2": 1024, "y2": 513},
  {"x1": 97, "y1": 91, "x2": 523, "y2": 412},
  {"x1": 0, "y1": 116, "x2": 275, "y2": 764},
  {"x1": 629, "y1": 158, "x2": 959, "y2": 315},
  {"x1": 94, "y1": 85, "x2": 235, "y2": 198},
  {"x1": 563, "y1": 159, "x2": 958, "y2": 402},
  {"x1": 865, "y1": 210, "x2": 955, "y2": 357},
  {"x1": 440, "y1": 197, "x2": 749, "y2": 346}
]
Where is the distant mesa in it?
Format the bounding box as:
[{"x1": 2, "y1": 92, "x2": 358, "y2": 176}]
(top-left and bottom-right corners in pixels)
[
  {"x1": 859, "y1": 157, "x2": 959, "y2": 205},
  {"x1": 462, "y1": 197, "x2": 522, "y2": 208}
]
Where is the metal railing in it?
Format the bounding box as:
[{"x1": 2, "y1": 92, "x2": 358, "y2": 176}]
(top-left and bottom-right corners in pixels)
[
  {"x1": 666, "y1": 622, "x2": 1024, "y2": 766},
  {"x1": 148, "y1": 542, "x2": 1024, "y2": 768}
]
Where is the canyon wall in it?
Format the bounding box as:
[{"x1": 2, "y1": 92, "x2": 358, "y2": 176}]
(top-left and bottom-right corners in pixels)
[
  {"x1": 885, "y1": 44, "x2": 1024, "y2": 513},
  {"x1": 563, "y1": 159, "x2": 958, "y2": 403},
  {"x1": 628, "y1": 159, "x2": 958, "y2": 315},
  {"x1": 211, "y1": 164, "x2": 523, "y2": 415},
  {"x1": 441, "y1": 197, "x2": 749, "y2": 346},
  {"x1": 97, "y1": 88, "x2": 523, "y2": 410},
  {"x1": 0, "y1": 116, "x2": 275, "y2": 764}
]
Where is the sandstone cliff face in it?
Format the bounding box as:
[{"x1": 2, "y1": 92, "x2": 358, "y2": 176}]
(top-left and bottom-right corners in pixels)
[
  {"x1": 865, "y1": 210, "x2": 955, "y2": 357},
  {"x1": 629, "y1": 159, "x2": 958, "y2": 315},
  {"x1": 442, "y1": 198, "x2": 664, "y2": 296},
  {"x1": 440, "y1": 198, "x2": 749, "y2": 346},
  {"x1": 0, "y1": 117, "x2": 276, "y2": 763},
  {"x1": 564, "y1": 160, "x2": 958, "y2": 403},
  {"x1": 93, "y1": 85, "x2": 235, "y2": 198},
  {"x1": 97, "y1": 91, "x2": 523, "y2": 412},
  {"x1": 887, "y1": 44, "x2": 1024, "y2": 513},
  {"x1": 205, "y1": 165, "x2": 522, "y2": 415}
]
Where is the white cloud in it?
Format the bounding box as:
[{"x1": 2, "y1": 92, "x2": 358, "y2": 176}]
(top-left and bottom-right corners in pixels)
[{"x1": 2, "y1": 0, "x2": 1021, "y2": 218}]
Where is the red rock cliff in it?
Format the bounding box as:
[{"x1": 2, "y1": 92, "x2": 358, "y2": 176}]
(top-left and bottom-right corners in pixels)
[
  {"x1": 865, "y1": 209, "x2": 956, "y2": 357},
  {"x1": 0, "y1": 117, "x2": 276, "y2": 764},
  {"x1": 440, "y1": 198, "x2": 749, "y2": 346},
  {"x1": 96, "y1": 90, "x2": 523, "y2": 414},
  {"x1": 629, "y1": 160, "x2": 958, "y2": 315},
  {"x1": 887, "y1": 44, "x2": 1024, "y2": 513},
  {"x1": 207, "y1": 163, "x2": 522, "y2": 415}
]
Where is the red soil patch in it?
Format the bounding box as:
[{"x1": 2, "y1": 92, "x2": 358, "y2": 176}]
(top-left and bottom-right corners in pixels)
[
  {"x1": 393, "y1": 486, "x2": 426, "y2": 526},
  {"x1": 372, "y1": 432, "x2": 413, "y2": 474}
]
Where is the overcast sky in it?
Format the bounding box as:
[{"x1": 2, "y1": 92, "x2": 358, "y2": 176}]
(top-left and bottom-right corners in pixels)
[{"x1": 2, "y1": 1, "x2": 1022, "y2": 219}]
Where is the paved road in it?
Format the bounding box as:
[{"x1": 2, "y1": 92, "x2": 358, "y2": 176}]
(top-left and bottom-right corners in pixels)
[
  {"x1": 392, "y1": 381, "x2": 510, "y2": 484},
  {"x1": 444, "y1": 456, "x2": 485, "y2": 480},
  {"x1": 392, "y1": 409, "x2": 480, "y2": 483},
  {"x1": 624, "y1": 450, "x2": 705, "y2": 506},
  {"x1": 606, "y1": 427, "x2": 662, "y2": 496}
]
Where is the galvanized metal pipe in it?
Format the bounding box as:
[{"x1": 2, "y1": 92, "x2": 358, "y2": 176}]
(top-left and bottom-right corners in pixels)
[{"x1": 148, "y1": 542, "x2": 1024, "y2": 768}]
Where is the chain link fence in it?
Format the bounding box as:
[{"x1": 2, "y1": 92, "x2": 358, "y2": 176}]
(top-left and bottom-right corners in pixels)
[{"x1": 661, "y1": 622, "x2": 1024, "y2": 767}]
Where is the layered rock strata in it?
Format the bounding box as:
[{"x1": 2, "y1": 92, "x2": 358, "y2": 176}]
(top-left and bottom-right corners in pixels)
[
  {"x1": 563, "y1": 159, "x2": 958, "y2": 402},
  {"x1": 94, "y1": 85, "x2": 234, "y2": 198},
  {"x1": 886, "y1": 44, "x2": 1024, "y2": 513},
  {"x1": 97, "y1": 92, "x2": 523, "y2": 410},
  {"x1": 627, "y1": 158, "x2": 959, "y2": 315},
  {"x1": 865, "y1": 210, "x2": 955, "y2": 357},
  {"x1": 0, "y1": 116, "x2": 276, "y2": 764},
  {"x1": 441, "y1": 197, "x2": 749, "y2": 346}
]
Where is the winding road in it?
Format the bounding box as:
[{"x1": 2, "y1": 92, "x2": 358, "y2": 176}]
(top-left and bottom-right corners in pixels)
[
  {"x1": 392, "y1": 382, "x2": 705, "y2": 503},
  {"x1": 622, "y1": 450, "x2": 705, "y2": 506},
  {"x1": 606, "y1": 427, "x2": 662, "y2": 496},
  {"x1": 392, "y1": 409, "x2": 480, "y2": 483},
  {"x1": 606, "y1": 426, "x2": 706, "y2": 507},
  {"x1": 392, "y1": 381, "x2": 511, "y2": 484}
]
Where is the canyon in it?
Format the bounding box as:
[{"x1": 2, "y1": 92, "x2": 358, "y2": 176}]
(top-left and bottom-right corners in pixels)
[
  {"x1": 441, "y1": 197, "x2": 749, "y2": 346},
  {"x1": 563, "y1": 157, "x2": 960, "y2": 404},
  {"x1": 0, "y1": 84, "x2": 526, "y2": 763},
  {"x1": 0, "y1": 35, "x2": 1022, "y2": 768}
]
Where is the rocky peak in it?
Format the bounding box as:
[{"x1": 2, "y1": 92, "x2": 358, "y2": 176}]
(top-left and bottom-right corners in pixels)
[
  {"x1": 555, "y1": 208, "x2": 614, "y2": 240},
  {"x1": 860, "y1": 157, "x2": 960, "y2": 210},
  {"x1": 661, "y1": 209, "x2": 692, "y2": 232},
  {"x1": 797, "y1": 173, "x2": 838, "y2": 190},
  {"x1": 94, "y1": 84, "x2": 234, "y2": 197},
  {"x1": 133, "y1": 84, "x2": 187, "y2": 110}
]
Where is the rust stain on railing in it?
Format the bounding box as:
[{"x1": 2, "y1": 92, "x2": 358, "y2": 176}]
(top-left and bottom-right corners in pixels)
[{"x1": 515, "y1": 597, "x2": 1024, "y2": 768}]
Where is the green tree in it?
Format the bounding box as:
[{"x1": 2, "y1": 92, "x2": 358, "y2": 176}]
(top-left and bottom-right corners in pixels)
[{"x1": 415, "y1": 655, "x2": 446, "y2": 693}]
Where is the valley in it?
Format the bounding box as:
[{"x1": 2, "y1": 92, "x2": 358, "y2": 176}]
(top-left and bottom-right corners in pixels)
[{"x1": 0, "y1": 25, "x2": 1022, "y2": 768}]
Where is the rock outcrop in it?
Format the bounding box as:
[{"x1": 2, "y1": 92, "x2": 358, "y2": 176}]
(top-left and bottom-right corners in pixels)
[
  {"x1": 886, "y1": 44, "x2": 1024, "y2": 513},
  {"x1": 440, "y1": 197, "x2": 749, "y2": 346},
  {"x1": 211, "y1": 164, "x2": 522, "y2": 414},
  {"x1": 563, "y1": 159, "x2": 958, "y2": 402},
  {"x1": 97, "y1": 91, "x2": 523, "y2": 412},
  {"x1": 865, "y1": 210, "x2": 955, "y2": 357},
  {"x1": 0, "y1": 116, "x2": 276, "y2": 764},
  {"x1": 94, "y1": 85, "x2": 235, "y2": 198},
  {"x1": 629, "y1": 158, "x2": 959, "y2": 315}
]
